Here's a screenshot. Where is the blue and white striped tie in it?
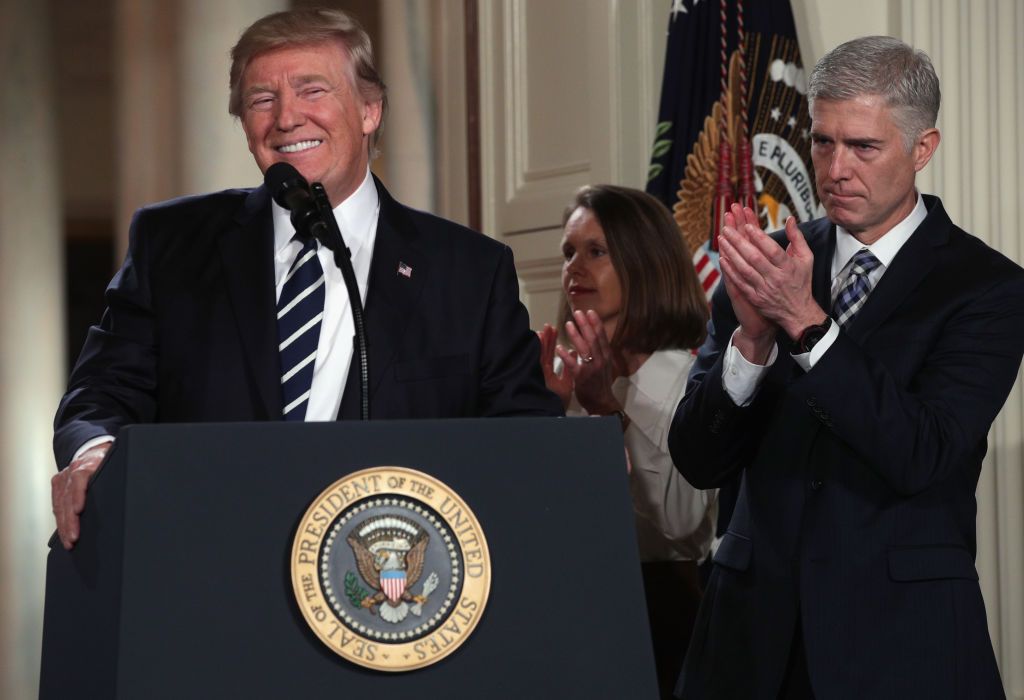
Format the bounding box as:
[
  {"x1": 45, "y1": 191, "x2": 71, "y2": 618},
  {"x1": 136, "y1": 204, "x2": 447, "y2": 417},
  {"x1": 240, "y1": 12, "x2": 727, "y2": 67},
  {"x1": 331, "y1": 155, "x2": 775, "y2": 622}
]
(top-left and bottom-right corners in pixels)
[
  {"x1": 832, "y1": 248, "x2": 881, "y2": 328},
  {"x1": 277, "y1": 236, "x2": 325, "y2": 420}
]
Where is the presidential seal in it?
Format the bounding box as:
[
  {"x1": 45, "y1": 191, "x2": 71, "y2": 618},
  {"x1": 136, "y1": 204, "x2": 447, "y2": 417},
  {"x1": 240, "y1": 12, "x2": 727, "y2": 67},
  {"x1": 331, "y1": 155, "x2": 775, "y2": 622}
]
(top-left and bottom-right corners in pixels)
[{"x1": 291, "y1": 467, "x2": 491, "y2": 672}]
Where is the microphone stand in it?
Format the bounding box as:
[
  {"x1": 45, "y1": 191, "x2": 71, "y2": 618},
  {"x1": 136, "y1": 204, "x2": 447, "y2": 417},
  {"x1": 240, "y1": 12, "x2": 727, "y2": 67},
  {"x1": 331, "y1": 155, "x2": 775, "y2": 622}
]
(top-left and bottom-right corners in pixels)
[{"x1": 303, "y1": 182, "x2": 370, "y2": 421}]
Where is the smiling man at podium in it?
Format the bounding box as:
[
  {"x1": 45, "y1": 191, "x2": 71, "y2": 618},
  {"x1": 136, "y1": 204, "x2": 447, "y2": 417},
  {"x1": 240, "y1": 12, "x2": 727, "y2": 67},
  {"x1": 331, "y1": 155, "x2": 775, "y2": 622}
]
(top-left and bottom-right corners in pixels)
[{"x1": 51, "y1": 7, "x2": 562, "y2": 551}]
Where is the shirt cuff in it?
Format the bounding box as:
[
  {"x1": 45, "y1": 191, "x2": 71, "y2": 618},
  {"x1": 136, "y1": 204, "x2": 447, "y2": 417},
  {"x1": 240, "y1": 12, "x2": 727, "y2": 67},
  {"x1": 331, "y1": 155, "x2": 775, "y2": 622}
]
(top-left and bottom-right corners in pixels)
[
  {"x1": 722, "y1": 329, "x2": 778, "y2": 407},
  {"x1": 71, "y1": 436, "x2": 115, "y2": 464},
  {"x1": 791, "y1": 319, "x2": 840, "y2": 372}
]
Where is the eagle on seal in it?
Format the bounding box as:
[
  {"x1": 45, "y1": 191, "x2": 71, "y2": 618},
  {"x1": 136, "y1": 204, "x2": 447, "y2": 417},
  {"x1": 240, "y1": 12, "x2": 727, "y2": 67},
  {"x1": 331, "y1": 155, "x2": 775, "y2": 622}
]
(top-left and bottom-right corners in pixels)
[{"x1": 347, "y1": 515, "x2": 432, "y2": 622}]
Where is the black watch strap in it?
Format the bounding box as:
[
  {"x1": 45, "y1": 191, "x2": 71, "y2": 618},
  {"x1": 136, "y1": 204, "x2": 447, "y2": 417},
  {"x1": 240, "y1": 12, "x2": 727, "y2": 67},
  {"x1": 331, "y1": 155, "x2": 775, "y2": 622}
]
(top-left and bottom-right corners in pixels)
[{"x1": 797, "y1": 317, "x2": 833, "y2": 354}]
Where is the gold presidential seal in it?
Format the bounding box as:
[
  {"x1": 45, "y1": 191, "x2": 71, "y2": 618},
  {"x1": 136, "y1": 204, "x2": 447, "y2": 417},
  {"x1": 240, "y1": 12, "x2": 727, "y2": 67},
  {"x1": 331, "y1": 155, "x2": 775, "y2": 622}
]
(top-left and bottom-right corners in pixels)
[{"x1": 291, "y1": 467, "x2": 491, "y2": 672}]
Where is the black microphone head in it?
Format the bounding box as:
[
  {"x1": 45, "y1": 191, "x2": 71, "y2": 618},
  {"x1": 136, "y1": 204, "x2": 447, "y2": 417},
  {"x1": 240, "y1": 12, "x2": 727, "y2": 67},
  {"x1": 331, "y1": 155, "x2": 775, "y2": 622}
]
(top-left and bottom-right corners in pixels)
[{"x1": 264, "y1": 162, "x2": 309, "y2": 209}]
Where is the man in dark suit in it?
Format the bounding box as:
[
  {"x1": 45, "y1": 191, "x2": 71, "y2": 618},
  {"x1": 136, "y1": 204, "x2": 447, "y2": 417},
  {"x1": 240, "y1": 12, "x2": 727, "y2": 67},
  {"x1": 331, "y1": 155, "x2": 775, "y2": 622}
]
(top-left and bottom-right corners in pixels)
[
  {"x1": 52, "y1": 7, "x2": 562, "y2": 550},
  {"x1": 669, "y1": 36, "x2": 1024, "y2": 698}
]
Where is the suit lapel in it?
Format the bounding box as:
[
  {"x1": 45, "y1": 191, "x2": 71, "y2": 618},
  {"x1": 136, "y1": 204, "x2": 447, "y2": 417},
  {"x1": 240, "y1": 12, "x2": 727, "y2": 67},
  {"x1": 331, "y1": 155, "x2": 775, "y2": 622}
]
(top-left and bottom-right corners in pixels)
[
  {"x1": 218, "y1": 186, "x2": 282, "y2": 419},
  {"x1": 339, "y1": 177, "x2": 428, "y2": 419},
  {"x1": 843, "y1": 196, "x2": 950, "y2": 341}
]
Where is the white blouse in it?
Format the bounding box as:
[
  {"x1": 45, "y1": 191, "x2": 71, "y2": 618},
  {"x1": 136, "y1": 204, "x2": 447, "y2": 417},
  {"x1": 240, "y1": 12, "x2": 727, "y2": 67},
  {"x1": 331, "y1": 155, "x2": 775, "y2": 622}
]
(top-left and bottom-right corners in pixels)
[{"x1": 568, "y1": 349, "x2": 717, "y2": 563}]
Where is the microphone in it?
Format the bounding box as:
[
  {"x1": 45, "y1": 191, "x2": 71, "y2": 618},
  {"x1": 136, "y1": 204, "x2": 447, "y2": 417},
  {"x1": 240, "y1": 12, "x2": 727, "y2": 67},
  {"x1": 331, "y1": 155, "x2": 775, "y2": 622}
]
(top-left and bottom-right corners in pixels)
[{"x1": 264, "y1": 162, "x2": 327, "y2": 242}]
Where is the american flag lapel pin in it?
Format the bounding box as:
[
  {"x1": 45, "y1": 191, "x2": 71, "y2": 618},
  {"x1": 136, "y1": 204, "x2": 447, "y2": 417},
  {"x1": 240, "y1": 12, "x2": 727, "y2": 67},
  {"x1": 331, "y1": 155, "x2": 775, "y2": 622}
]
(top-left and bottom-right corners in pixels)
[{"x1": 397, "y1": 261, "x2": 413, "y2": 278}]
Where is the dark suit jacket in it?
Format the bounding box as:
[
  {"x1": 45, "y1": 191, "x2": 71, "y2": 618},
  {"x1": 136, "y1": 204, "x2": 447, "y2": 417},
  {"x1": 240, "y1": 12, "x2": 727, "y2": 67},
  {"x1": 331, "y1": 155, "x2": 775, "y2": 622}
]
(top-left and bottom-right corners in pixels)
[
  {"x1": 669, "y1": 196, "x2": 1024, "y2": 699},
  {"x1": 54, "y1": 178, "x2": 562, "y2": 467}
]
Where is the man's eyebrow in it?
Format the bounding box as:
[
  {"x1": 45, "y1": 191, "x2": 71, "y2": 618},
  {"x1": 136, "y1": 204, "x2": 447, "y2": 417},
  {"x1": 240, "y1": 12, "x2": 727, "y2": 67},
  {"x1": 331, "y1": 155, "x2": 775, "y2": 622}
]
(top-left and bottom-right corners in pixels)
[
  {"x1": 844, "y1": 137, "x2": 884, "y2": 147},
  {"x1": 243, "y1": 75, "x2": 333, "y2": 98},
  {"x1": 243, "y1": 84, "x2": 275, "y2": 98},
  {"x1": 807, "y1": 132, "x2": 884, "y2": 146},
  {"x1": 290, "y1": 74, "x2": 333, "y2": 87}
]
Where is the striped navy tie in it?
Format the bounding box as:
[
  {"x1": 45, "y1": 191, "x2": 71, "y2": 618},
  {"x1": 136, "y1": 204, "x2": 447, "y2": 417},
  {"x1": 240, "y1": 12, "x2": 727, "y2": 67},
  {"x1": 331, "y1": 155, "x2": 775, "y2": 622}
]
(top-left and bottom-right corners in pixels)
[
  {"x1": 277, "y1": 236, "x2": 325, "y2": 420},
  {"x1": 832, "y1": 248, "x2": 881, "y2": 328}
]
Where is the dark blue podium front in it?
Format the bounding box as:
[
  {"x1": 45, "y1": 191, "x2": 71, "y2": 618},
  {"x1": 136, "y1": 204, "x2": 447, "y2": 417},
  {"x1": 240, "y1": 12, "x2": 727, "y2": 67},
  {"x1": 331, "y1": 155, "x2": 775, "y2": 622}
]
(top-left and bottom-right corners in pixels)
[{"x1": 40, "y1": 418, "x2": 658, "y2": 699}]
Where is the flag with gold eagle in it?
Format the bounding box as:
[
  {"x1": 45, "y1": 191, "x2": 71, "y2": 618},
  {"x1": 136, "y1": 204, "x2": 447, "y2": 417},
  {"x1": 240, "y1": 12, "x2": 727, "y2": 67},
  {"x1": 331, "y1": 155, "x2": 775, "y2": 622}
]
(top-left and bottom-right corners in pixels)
[{"x1": 646, "y1": 0, "x2": 818, "y2": 298}]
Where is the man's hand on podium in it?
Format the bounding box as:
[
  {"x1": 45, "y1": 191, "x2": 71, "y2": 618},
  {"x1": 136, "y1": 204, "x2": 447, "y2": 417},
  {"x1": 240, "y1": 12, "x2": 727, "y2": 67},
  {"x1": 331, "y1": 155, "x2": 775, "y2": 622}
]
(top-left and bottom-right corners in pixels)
[{"x1": 52, "y1": 441, "x2": 112, "y2": 550}]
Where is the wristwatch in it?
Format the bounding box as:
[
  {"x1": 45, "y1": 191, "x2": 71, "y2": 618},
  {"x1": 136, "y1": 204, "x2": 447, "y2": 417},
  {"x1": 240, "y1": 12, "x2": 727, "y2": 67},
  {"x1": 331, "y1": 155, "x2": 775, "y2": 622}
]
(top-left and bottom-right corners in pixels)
[{"x1": 797, "y1": 317, "x2": 832, "y2": 354}]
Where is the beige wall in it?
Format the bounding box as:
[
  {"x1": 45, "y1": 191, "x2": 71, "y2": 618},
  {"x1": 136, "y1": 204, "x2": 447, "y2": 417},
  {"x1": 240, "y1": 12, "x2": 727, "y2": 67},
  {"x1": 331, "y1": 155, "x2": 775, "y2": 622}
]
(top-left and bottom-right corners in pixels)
[
  {"x1": 476, "y1": 0, "x2": 667, "y2": 325},
  {"x1": 0, "y1": 2, "x2": 64, "y2": 698},
  {"x1": 791, "y1": 0, "x2": 895, "y2": 66}
]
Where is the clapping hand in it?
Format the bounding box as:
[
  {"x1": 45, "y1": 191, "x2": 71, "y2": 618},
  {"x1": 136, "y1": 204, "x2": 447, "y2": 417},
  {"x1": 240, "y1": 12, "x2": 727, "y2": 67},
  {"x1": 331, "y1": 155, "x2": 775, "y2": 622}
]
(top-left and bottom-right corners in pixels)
[
  {"x1": 718, "y1": 203, "x2": 824, "y2": 359},
  {"x1": 556, "y1": 309, "x2": 621, "y2": 416},
  {"x1": 538, "y1": 323, "x2": 573, "y2": 408}
]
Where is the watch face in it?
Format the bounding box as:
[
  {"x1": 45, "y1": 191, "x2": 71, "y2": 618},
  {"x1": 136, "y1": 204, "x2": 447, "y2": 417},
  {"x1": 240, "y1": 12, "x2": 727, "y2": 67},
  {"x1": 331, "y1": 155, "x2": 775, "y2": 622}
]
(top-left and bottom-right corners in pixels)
[
  {"x1": 802, "y1": 329, "x2": 826, "y2": 352},
  {"x1": 799, "y1": 318, "x2": 832, "y2": 353}
]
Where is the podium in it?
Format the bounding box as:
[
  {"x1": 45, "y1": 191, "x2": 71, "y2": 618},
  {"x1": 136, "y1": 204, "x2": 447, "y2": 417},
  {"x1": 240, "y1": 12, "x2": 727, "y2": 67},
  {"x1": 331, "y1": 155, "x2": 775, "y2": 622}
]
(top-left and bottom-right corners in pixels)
[{"x1": 40, "y1": 418, "x2": 658, "y2": 698}]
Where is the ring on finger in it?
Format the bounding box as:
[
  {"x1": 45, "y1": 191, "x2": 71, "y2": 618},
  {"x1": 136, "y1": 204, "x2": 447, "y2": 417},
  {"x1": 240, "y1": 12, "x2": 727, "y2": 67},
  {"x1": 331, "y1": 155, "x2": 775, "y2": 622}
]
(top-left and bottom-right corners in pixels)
[{"x1": 581, "y1": 354, "x2": 594, "y2": 363}]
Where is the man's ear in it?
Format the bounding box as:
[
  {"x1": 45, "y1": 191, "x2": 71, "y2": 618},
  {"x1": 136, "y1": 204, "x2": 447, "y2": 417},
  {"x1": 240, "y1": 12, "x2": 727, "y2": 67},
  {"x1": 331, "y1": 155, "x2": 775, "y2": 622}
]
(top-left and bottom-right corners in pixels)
[
  {"x1": 913, "y1": 128, "x2": 940, "y2": 173},
  {"x1": 361, "y1": 99, "x2": 383, "y2": 137}
]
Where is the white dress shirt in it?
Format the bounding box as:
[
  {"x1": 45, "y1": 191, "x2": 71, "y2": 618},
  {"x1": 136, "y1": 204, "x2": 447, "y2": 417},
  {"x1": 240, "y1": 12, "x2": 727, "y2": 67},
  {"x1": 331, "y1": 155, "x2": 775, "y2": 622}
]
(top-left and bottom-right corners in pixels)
[
  {"x1": 723, "y1": 193, "x2": 927, "y2": 405},
  {"x1": 272, "y1": 167, "x2": 379, "y2": 420},
  {"x1": 568, "y1": 349, "x2": 718, "y2": 562}
]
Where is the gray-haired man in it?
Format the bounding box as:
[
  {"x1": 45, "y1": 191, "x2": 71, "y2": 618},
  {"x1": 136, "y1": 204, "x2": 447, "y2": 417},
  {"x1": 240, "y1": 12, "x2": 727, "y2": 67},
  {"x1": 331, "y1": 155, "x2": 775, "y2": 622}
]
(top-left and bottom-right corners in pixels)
[{"x1": 670, "y1": 35, "x2": 1023, "y2": 698}]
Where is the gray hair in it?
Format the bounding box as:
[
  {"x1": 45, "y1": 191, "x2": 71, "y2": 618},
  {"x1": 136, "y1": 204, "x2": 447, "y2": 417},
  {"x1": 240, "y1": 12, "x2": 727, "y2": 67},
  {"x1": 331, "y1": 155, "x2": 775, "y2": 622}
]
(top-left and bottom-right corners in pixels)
[
  {"x1": 808, "y1": 36, "x2": 940, "y2": 150},
  {"x1": 228, "y1": 8, "x2": 388, "y2": 150}
]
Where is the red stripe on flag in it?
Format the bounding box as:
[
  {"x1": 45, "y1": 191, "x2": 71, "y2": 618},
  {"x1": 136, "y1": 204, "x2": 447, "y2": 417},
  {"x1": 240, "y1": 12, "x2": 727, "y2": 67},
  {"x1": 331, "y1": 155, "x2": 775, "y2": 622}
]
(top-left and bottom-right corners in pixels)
[
  {"x1": 703, "y1": 269, "x2": 721, "y2": 294},
  {"x1": 695, "y1": 253, "x2": 710, "y2": 273}
]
